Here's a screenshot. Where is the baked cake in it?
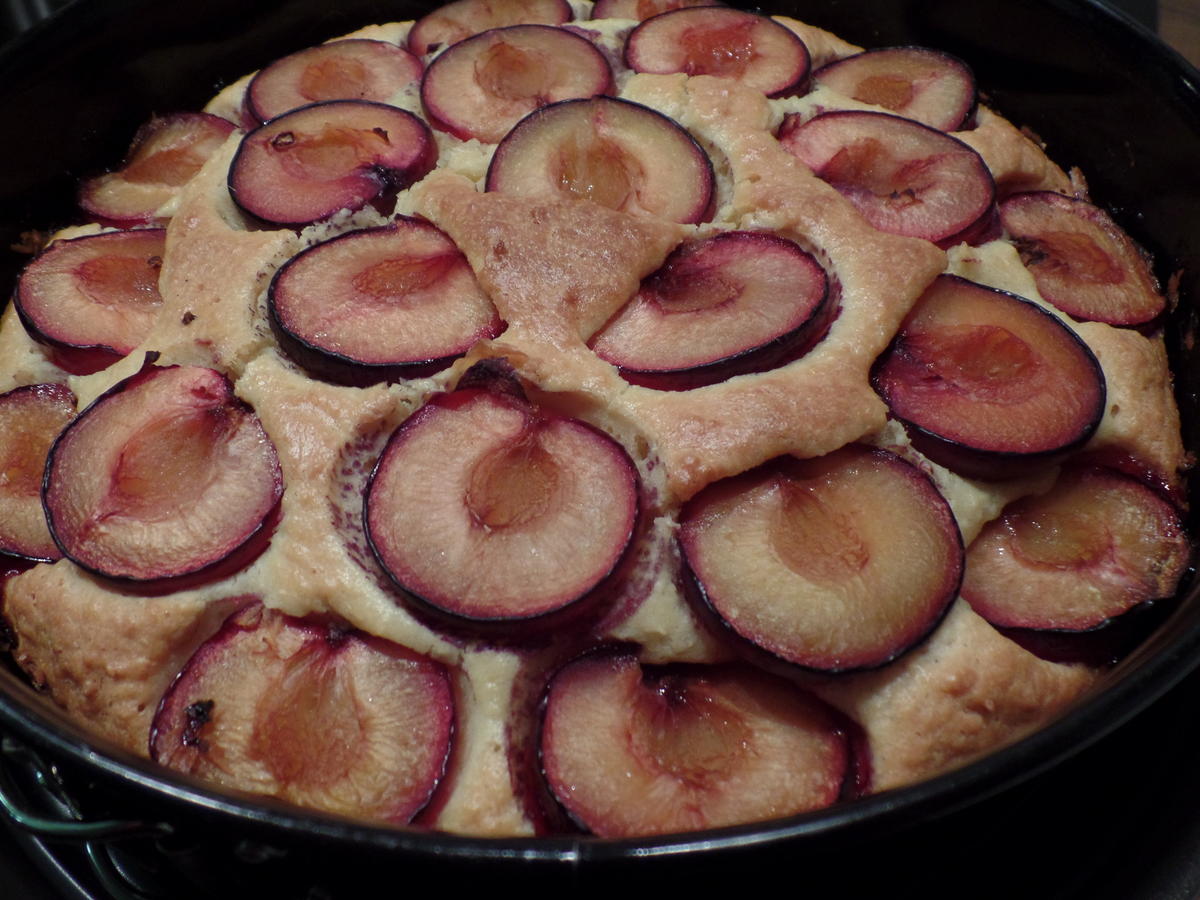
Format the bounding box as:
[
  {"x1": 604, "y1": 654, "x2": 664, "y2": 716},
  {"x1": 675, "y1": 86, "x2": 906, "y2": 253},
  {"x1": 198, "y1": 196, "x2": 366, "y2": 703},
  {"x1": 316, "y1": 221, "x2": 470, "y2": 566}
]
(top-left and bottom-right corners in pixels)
[{"x1": 0, "y1": 0, "x2": 1190, "y2": 838}]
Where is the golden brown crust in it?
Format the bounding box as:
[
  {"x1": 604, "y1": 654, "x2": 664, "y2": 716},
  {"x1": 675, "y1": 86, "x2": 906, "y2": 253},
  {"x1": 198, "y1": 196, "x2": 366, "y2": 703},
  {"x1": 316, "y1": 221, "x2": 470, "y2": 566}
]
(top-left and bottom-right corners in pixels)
[
  {"x1": 772, "y1": 15, "x2": 863, "y2": 67},
  {"x1": 3, "y1": 565, "x2": 246, "y2": 755},
  {"x1": 1079, "y1": 323, "x2": 1189, "y2": 489},
  {"x1": 413, "y1": 170, "x2": 686, "y2": 345},
  {"x1": 151, "y1": 139, "x2": 301, "y2": 377},
  {"x1": 955, "y1": 107, "x2": 1073, "y2": 196},
  {"x1": 812, "y1": 601, "x2": 1099, "y2": 790}
]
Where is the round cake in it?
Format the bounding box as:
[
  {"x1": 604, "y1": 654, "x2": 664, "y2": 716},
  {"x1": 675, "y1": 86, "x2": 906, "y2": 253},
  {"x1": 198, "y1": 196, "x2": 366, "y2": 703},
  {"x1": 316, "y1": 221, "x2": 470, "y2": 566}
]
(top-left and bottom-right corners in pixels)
[{"x1": 0, "y1": 0, "x2": 1190, "y2": 839}]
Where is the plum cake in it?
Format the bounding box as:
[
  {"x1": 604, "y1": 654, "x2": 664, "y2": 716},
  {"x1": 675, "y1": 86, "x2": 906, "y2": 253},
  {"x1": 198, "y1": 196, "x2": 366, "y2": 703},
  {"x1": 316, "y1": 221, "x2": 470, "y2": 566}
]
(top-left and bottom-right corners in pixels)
[{"x1": 0, "y1": 0, "x2": 1191, "y2": 839}]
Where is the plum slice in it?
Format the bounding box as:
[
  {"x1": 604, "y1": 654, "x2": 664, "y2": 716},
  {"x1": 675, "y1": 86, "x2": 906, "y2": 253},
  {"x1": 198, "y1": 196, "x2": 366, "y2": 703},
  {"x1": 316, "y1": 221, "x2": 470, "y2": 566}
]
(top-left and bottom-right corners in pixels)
[
  {"x1": 228, "y1": 100, "x2": 436, "y2": 226},
  {"x1": 0, "y1": 384, "x2": 75, "y2": 562},
  {"x1": 962, "y1": 467, "x2": 1190, "y2": 632},
  {"x1": 540, "y1": 649, "x2": 848, "y2": 836},
  {"x1": 408, "y1": 0, "x2": 573, "y2": 56},
  {"x1": 1000, "y1": 191, "x2": 1165, "y2": 326},
  {"x1": 79, "y1": 113, "x2": 236, "y2": 225},
  {"x1": 43, "y1": 364, "x2": 283, "y2": 582},
  {"x1": 592, "y1": 0, "x2": 723, "y2": 21},
  {"x1": 151, "y1": 602, "x2": 454, "y2": 824},
  {"x1": 421, "y1": 25, "x2": 613, "y2": 144},
  {"x1": 813, "y1": 47, "x2": 976, "y2": 132},
  {"x1": 486, "y1": 96, "x2": 714, "y2": 224},
  {"x1": 589, "y1": 230, "x2": 830, "y2": 389},
  {"x1": 624, "y1": 7, "x2": 811, "y2": 98},
  {"x1": 269, "y1": 219, "x2": 502, "y2": 384},
  {"x1": 365, "y1": 385, "x2": 638, "y2": 623},
  {"x1": 245, "y1": 39, "x2": 424, "y2": 125},
  {"x1": 15, "y1": 229, "x2": 165, "y2": 374},
  {"x1": 679, "y1": 445, "x2": 963, "y2": 672},
  {"x1": 778, "y1": 109, "x2": 994, "y2": 248},
  {"x1": 871, "y1": 274, "x2": 1106, "y2": 480}
]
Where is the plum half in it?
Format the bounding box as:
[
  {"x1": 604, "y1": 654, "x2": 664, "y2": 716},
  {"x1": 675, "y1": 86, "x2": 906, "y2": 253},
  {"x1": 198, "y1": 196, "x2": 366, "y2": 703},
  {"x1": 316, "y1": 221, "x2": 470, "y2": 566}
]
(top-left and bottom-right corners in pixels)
[
  {"x1": 679, "y1": 445, "x2": 963, "y2": 672},
  {"x1": 15, "y1": 229, "x2": 165, "y2": 375},
  {"x1": 228, "y1": 100, "x2": 436, "y2": 226},
  {"x1": 421, "y1": 24, "x2": 613, "y2": 144},
  {"x1": 269, "y1": 218, "x2": 502, "y2": 384},
  {"x1": 151, "y1": 602, "x2": 454, "y2": 825},
  {"x1": 245, "y1": 39, "x2": 424, "y2": 125},
  {"x1": 778, "y1": 109, "x2": 995, "y2": 248},
  {"x1": 539, "y1": 649, "x2": 848, "y2": 837},
  {"x1": 591, "y1": 0, "x2": 723, "y2": 20},
  {"x1": 408, "y1": 0, "x2": 573, "y2": 56},
  {"x1": 0, "y1": 383, "x2": 75, "y2": 562},
  {"x1": 962, "y1": 466, "x2": 1190, "y2": 632},
  {"x1": 1000, "y1": 191, "x2": 1165, "y2": 326},
  {"x1": 871, "y1": 274, "x2": 1106, "y2": 480},
  {"x1": 486, "y1": 96, "x2": 715, "y2": 224},
  {"x1": 364, "y1": 384, "x2": 638, "y2": 624},
  {"x1": 589, "y1": 230, "x2": 831, "y2": 389},
  {"x1": 624, "y1": 7, "x2": 811, "y2": 98},
  {"x1": 79, "y1": 113, "x2": 236, "y2": 225},
  {"x1": 42, "y1": 364, "x2": 283, "y2": 582},
  {"x1": 813, "y1": 47, "x2": 977, "y2": 132}
]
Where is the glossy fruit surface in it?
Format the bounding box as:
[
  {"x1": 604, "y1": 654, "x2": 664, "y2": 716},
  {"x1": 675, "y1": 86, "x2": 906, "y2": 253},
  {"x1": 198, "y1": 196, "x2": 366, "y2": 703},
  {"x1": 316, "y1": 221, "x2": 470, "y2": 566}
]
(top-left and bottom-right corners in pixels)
[
  {"x1": 269, "y1": 218, "x2": 502, "y2": 383},
  {"x1": 779, "y1": 109, "x2": 994, "y2": 247},
  {"x1": 246, "y1": 39, "x2": 423, "y2": 124},
  {"x1": 422, "y1": 24, "x2": 612, "y2": 143},
  {"x1": 365, "y1": 385, "x2": 638, "y2": 622},
  {"x1": 15, "y1": 229, "x2": 165, "y2": 370},
  {"x1": 152, "y1": 601, "x2": 454, "y2": 824},
  {"x1": 540, "y1": 649, "x2": 848, "y2": 836},
  {"x1": 872, "y1": 275, "x2": 1105, "y2": 479},
  {"x1": 680, "y1": 445, "x2": 963, "y2": 672},
  {"x1": 79, "y1": 113, "x2": 236, "y2": 225},
  {"x1": 963, "y1": 467, "x2": 1190, "y2": 631},
  {"x1": 590, "y1": 230, "x2": 830, "y2": 388},
  {"x1": 486, "y1": 96, "x2": 715, "y2": 224},
  {"x1": 0, "y1": 383, "x2": 76, "y2": 562},
  {"x1": 43, "y1": 364, "x2": 282, "y2": 582},
  {"x1": 229, "y1": 100, "x2": 436, "y2": 225}
]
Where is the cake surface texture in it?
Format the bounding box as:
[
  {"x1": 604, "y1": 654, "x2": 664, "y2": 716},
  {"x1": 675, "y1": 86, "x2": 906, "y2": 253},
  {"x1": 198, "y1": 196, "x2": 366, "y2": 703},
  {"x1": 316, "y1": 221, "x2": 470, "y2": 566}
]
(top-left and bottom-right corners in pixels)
[{"x1": 0, "y1": 0, "x2": 1190, "y2": 839}]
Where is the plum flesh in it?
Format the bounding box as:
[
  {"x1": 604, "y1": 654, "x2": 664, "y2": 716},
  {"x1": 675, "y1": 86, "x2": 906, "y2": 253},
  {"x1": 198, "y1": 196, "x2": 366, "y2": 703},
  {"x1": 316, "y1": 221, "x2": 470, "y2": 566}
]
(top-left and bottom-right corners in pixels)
[
  {"x1": 228, "y1": 100, "x2": 436, "y2": 226},
  {"x1": 408, "y1": 0, "x2": 573, "y2": 56},
  {"x1": 589, "y1": 230, "x2": 831, "y2": 389},
  {"x1": 680, "y1": 445, "x2": 963, "y2": 672},
  {"x1": 872, "y1": 274, "x2": 1106, "y2": 480},
  {"x1": 540, "y1": 649, "x2": 848, "y2": 837},
  {"x1": 0, "y1": 384, "x2": 75, "y2": 562},
  {"x1": 269, "y1": 218, "x2": 502, "y2": 384},
  {"x1": 624, "y1": 7, "x2": 811, "y2": 98},
  {"x1": 245, "y1": 39, "x2": 424, "y2": 125},
  {"x1": 486, "y1": 96, "x2": 714, "y2": 224},
  {"x1": 151, "y1": 601, "x2": 454, "y2": 824},
  {"x1": 15, "y1": 229, "x2": 165, "y2": 373},
  {"x1": 365, "y1": 384, "x2": 639, "y2": 623},
  {"x1": 79, "y1": 113, "x2": 236, "y2": 225},
  {"x1": 43, "y1": 364, "x2": 283, "y2": 582},
  {"x1": 779, "y1": 109, "x2": 994, "y2": 248},
  {"x1": 421, "y1": 24, "x2": 612, "y2": 144},
  {"x1": 592, "y1": 0, "x2": 723, "y2": 20},
  {"x1": 814, "y1": 47, "x2": 976, "y2": 132},
  {"x1": 962, "y1": 466, "x2": 1190, "y2": 632},
  {"x1": 1000, "y1": 191, "x2": 1165, "y2": 327}
]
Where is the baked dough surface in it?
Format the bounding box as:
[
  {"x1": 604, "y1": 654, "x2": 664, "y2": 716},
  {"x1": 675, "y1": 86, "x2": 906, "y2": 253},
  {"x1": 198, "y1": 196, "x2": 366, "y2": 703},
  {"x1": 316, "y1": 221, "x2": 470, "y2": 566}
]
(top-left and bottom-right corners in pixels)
[{"x1": 0, "y1": 3, "x2": 1185, "y2": 836}]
